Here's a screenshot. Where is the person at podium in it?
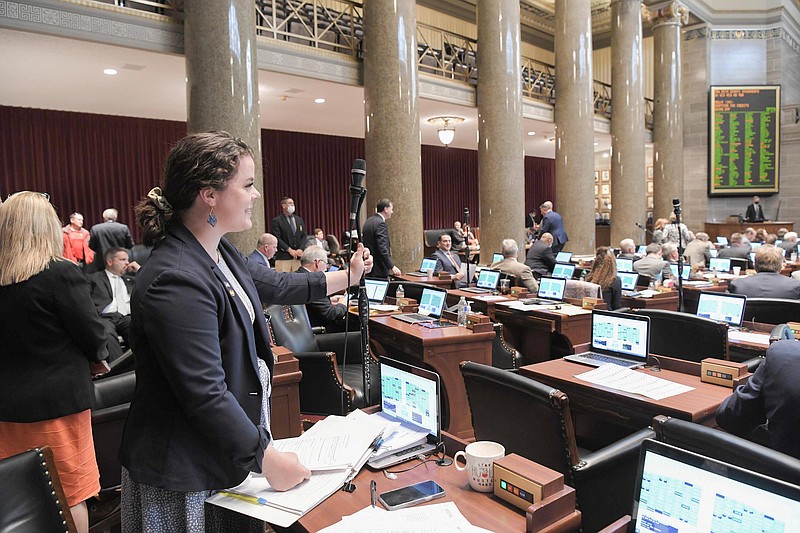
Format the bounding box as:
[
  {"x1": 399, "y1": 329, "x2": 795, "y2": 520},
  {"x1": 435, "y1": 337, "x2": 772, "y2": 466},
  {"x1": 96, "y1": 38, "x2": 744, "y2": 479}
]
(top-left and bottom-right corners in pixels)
[{"x1": 745, "y1": 195, "x2": 767, "y2": 222}]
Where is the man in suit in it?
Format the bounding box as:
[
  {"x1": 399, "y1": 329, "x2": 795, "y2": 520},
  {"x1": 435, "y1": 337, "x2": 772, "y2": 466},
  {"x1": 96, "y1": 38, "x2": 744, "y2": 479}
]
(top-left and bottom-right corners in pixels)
[
  {"x1": 88, "y1": 208, "x2": 134, "y2": 273},
  {"x1": 745, "y1": 195, "x2": 766, "y2": 222},
  {"x1": 536, "y1": 201, "x2": 568, "y2": 253},
  {"x1": 716, "y1": 339, "x2": 800, "y2": 459},
  {"x1": 779, "y1": 232, "x2": 798, "y2": 257},
  {"x1": 433, "y1": 233, "x2": 466, "y2": 288},
  {"x1": 270, "y1": 197, "x2": 307, "y2": 272},
  {"x1": 297, "y1": 246, "x2": 349, "y2": 331},
  {"x1": 248, "y1": 232, "x2": 277, "y2": 268},
  {"x1": 618, "y1": 238, "x2": 641, "y2": 262},
  {"x1": 729, "y1": 245, "x2": 800, "y2": 299},
  {"x1": 633, "y1": 243, "x2": 673, "y2": 282},
  {"x1": 491, "y1": 239, "x2": 539, "y2": 293},
  {"x1": 89, "y1": 247, "x2": 139, "y2": 361},
  {"x1": 684, "y1": 232, "x2": 713, "y2": 269},
  {"x1": 362, "y1": 198, "x2": 401, "y2": 279},
  {"x1": 718, "y1": 233, "x2": 753, "y2": 269},
  {"x1": 525, "y1": 232, "x2": 557, "y2": 279}
]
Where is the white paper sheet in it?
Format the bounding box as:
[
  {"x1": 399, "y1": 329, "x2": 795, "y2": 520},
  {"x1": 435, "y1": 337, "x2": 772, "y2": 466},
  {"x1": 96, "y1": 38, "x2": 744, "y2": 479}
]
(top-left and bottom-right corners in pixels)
[
  {"x1": 575, "y1": 363, "x2": 695, "y2": 400},
  {"x1": 317, "y1": 501, "x2": 493, "y2": 533},
  {"x1": 728, "y1": 330, "x2": 770, "y2": 346}
]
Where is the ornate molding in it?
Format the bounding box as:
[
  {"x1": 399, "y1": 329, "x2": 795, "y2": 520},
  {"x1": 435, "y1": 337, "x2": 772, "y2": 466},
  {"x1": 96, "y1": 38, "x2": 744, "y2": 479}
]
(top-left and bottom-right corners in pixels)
[{"x1": 652, "y1": 2, "x2": 690, "y2": 29}]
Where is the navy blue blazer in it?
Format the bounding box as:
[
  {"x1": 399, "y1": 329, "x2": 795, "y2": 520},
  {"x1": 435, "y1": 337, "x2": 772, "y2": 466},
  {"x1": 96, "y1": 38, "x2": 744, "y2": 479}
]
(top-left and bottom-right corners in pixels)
[
  {"x1": 539, "y1": 211, "x2": 568, "y2": 247},
  {"x1": 119, "y1": 222, "x2": 326, "y2": 491},
  {"x1": 247, "y1": 249, "x2": 269, "y2": 267}
]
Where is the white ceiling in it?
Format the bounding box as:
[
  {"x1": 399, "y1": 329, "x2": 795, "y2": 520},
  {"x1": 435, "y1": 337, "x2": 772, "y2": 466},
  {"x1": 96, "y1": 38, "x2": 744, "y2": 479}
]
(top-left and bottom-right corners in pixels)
[{"x1": 0, "y1": 27, "x2": 612, "y2": 158}]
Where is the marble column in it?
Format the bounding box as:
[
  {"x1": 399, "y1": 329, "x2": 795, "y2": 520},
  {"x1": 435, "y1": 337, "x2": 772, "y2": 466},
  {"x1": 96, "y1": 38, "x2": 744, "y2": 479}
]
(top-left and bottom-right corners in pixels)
[
  {"x1": 363, "y1": 0, "x2": 423, "y2": 272},
  {"x1": 477, "y1": 0, "x2": 525, "y2": 259},
  {"x1": 652, "y1": 2, "x2": 688, "y2": 221},
  {"x1": 554, "y1": 0, "x2": 595, "y2": 254},
  {"x1": 184, "y1": 0, "x2": 263, "y2": 253},
  {"x1": 610, "y1": 0, "x2": 646, "y2": 246}
]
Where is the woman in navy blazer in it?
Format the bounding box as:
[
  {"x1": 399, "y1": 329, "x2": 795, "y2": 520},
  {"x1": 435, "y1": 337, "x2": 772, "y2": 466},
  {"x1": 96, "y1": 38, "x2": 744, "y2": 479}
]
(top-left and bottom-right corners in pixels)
[{"x1": 119, "y1": 132, "x2": 370, "y2": 530}]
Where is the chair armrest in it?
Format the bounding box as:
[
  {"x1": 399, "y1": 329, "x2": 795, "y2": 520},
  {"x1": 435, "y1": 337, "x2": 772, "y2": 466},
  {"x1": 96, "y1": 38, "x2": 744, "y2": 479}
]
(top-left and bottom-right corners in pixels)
[
  {"x1": 742, "y1": 356, "x2": 763, "y2": 373},
  {"x1": 292, "y1": 351, "x2": 353, "y2": 415},
  {"x1": 311, "y1": 326, "x2": 327, "y2": 335},
  {"x1": 91, "y1": 403, "x2": 131, "y2": 425},
  {"x1": 576, "y1": 428, "x2": 655, "y2": 472}
]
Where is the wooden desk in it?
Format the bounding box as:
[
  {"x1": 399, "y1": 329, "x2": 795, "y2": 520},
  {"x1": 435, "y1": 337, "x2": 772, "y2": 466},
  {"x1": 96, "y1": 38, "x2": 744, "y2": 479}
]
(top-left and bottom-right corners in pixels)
[
  {"x1": 705, "y1": 221, "x2": 793, "y2": 242},
  {"x1": 446, "y1": 289, "x2": 511, "y2": 316},
  {"x1": 728, "y1": 327, "x2": 771, "y2": 361},
  {"x1": 492, "y1": 304, "x2": 592, "y2": 365},
  {"x1": 367, "y1": 315, "x2": 494, "y2": 439},
  {"x1": 271, "y1": 348, "x2": 302, "y2": 439},
  {"x1": 622, "y1": 293, "x2": 679, "y2": 311},
  {"x1": 394, "y1": 273, "x2": 453, "y2": 288},
  {"x1": 519, "y1": 359, "x2": 733, "y2": 430}
]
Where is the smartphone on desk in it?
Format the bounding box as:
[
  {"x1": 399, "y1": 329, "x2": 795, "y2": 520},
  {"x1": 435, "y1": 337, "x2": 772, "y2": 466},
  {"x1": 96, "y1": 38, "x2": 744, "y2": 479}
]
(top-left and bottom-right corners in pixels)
[{"x1": 379, "y1": 480, "x2": 446, "y2": 511}]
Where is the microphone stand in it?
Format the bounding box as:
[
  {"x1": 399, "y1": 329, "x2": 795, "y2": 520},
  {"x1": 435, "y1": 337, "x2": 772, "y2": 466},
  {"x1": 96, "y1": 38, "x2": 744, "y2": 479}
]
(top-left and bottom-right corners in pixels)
[
  {"x1": 673, "y1": 205, "x2": 685, "y2": 313},
  {"x1": 463, "y1": 208, "x2": 472, "y2": 285},
  {"x1": 635, "y1": 222, "x2": 655, "y2": 239},
  {"x1": 351, "y1": 188, "x2": 371, "y2": 405}
]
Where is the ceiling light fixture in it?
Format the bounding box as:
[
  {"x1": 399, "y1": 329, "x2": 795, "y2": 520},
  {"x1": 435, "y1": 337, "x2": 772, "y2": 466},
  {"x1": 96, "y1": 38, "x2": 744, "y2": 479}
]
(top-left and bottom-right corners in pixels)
[
  {"x1": 314, "y1": 98, "x2": 326, "y2": 104},
  {"x1": 527, "y1": 131, "x2": 536, "y2": 136},
  {"x1": 427, "y1": 116, "x2": 465, "y2": 146},
  {"x1": 103, "y1": 68, "x2": 118, "y2": 76}
]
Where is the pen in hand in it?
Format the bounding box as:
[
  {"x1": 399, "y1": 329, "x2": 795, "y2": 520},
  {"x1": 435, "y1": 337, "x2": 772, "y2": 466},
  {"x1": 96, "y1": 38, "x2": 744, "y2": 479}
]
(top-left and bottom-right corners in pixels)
[{"x1": 371, "y1": 480, "x2": 377, "y2": 508}]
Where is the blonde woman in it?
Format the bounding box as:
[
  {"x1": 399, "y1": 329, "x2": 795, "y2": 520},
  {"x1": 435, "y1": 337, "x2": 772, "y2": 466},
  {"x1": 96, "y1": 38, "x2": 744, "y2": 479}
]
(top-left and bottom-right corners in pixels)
[
  {"x1": 585, "y1": 246, "x2": 622, "y2": 310},
  {"x1": 0, "y1": 192, "x2": 109, "y2": 533},
  {"x1": 652, "y1": 218, "x2": 669, "y2": 245}
]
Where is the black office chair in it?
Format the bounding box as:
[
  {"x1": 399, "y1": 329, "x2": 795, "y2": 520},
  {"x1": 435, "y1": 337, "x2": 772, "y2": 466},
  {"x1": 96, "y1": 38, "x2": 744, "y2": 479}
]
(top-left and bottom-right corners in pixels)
[
  {"x1": 88, "y1": 370, "x2": 136, "y2": 532},
  {"x1": 491, "y1": 322, "x2": 521, "y2": 370},
  {"x1": 461, "y1": 361, "x2": 653, "y2": 532},
  {"x1": 626, "y1": 308, "x2": 728, "y2": 362},
  {"x1": 95, "y1": 348, "x2": 135, "y2": 379},
  {"x1": 387, "y1": 281, "x2": 428, "y2": 303},
  {"x1": 0, "y1": 447, "x2": 77, "y2": 533},
  {"x1": 266, "y1": 304, "x2": 379, "y2": 415},
  {"x1": 653, "y1": 415, "x2": 800, "y2": 486},
  {"x1": 743, "y1": 298, "x2": 800, "y2": 325}
]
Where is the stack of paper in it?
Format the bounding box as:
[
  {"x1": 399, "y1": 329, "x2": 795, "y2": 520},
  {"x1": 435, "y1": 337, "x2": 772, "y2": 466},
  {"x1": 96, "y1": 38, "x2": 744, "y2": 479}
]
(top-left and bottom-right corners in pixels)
[
  {"x1": 318, "y1": 502, "x2": 494, "y2": 532},
  {"x1": 575, "y1": 363, "x2": 695, "y2": 400}
]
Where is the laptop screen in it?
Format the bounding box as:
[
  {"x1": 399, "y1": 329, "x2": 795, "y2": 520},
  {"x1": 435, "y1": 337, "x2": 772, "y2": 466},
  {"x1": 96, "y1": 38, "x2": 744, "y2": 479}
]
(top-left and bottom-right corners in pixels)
[
  {"x1": 418, "y1": 287, "x2": 447, "y2": 318},
  {"x1": 631, "y1": 440, "x2": 800, "y2": 533},
  {"x1": 696, "y1": 291, "x2": 747, "y2": 327},
  {"x1": 555, "y1": 251, "x2": 572, "y2": 263},
  {"x1": 364, "y1": 278, "x2": 389, "y2": 303},
  {"x1": 476, "y1": 269, "x2": 501, "y2": 289},
  {"x1": 492, "y1": 253, "x2": 504, "y2": 264},
  {"x1": 551, "y1": 263, "x2": 576, "y2": 280},
  {"x1": 618, "y1": 272, "x2": 639, "y2": 291},
  {"x1": 379, "y1": 357, "x2": 440, "y2": 443},
  {"x1": 537, "y1": 277, "x2": 566, "y2": 301},
  {"x1": 709, "y1": 248, "x2": 718, "y2": 258},
  {"x1": 709, "y1": 257, "x2": 731, "y2": 272},
  {"x1": 420, "y1": 258, "x2": 437, "y2": 272},
  {"x1": 616, "y1": 257, "x2": 634, "y2": 273},
  {"x1": 636, "y1": 245, "x2": 647, "y2": 255},
  {"x1": 750, "y1": 251, "x2": 756, "y2": 264},
  {"x1": 669, "y1": 264, "x2": 691, "y2": 280},
  {"x1": 590, "y1": 310, "x2": 650, "y2": 362},
  {"x1": 750, "y1": 242, "x2": 762, "y2": 251},
  {"x1": 717, "y1": 236, "x2": 729, "y2": 245}
]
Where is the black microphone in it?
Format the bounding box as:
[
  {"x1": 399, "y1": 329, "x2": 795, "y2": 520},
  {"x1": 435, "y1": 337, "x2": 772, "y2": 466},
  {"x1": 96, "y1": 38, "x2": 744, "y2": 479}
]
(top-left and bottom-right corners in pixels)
[
  {"x1": 349, "y1": 159, "x2": 366, "y2": 222},
  {"x1": 463, "y1": 207, "x2": 470, "y2": 227},
  {"x1": 672, "y1": 197, "x2": 682, "y2": 216},
  {"x1": 635, "y1": 222, "x2": 654, "y2": 236}
]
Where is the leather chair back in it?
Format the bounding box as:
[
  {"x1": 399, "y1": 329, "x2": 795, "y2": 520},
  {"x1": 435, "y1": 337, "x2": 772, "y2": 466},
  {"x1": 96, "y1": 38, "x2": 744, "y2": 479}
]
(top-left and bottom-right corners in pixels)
[
  {"x1": 91, "y1": 371, "x2": 136, "y2": 492},
  {"x1": 491, "y1": 323, "x2": 521, "y2": 369},
  {"x1": 628, "y1": 308, "x2": 728, "y2": 362},
  {"x1": 653, "y1": 415, "x2": 800, "y2": 486},
  {"x1": 266, "y1": 304, "x2": 320, "y2": 353},
  {"x1": 387, "y1": 281, "x2": 428, "y2": 303},
  {"x1": 744, "y1": 298, "x2": 800, "y2": 325},
  {"x1": 0, "y1": 447, "x2": 76, "y2": 533},
  {"x1": 325, "y1": 234, "x2": 340, "y2": 255}
]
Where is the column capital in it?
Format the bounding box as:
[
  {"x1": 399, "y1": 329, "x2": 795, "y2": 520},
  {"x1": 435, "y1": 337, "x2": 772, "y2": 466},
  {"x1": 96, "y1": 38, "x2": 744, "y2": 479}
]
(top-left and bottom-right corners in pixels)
[{"x1": 650, "y1": 2, "x2": 689, "y2": 29}]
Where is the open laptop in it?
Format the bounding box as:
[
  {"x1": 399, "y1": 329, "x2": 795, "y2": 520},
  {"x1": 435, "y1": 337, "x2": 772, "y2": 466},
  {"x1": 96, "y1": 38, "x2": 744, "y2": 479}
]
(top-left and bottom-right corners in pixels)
[
  {"x1": 462, "y1": 269, "x2": 501, "y2": 294},
  {"x1": 630, "y1": 440, "x2": 800, "y2": 533},
  {"x1": 618, "y1": 272, "x2": 641, "y2": 297},
  {"x1": 750, "y1": 241, "x2": 762, "y2": 251},
  {"x1": 491, "y1": 252, "x2": 504, "y2": 264},
  {"x1": 363, "y1": 278, "x2": 397, "y2": 312},
  {"x1": 368, "y1": 357, "x2": 441, "y2": 470},
  {"x1": 717, "y1": 235, "x2": 729, "y2": 245},
  {"x1": 555, "y1": 251, "x2": 572, "y2": 263},
  {"x1": 523, "y1": 276, "x2": 566, "y2": 305},
  {"x1": 669, "y1": 264, "x2": 691, "y2": 281},
  {"x1": 708, "y1": 257, "x2": 731, "y2": 273},
  {"x1": 551, "y1": 262, "x2": 576, "y2": 280},
  {"x1": 636, "y1": 244, "x2": 647, "y2": 256},
  {"x1": 695, "y1": 291, "x2": 747, "y2": 328},
  {"x1": 564, "y1": 310, "x2": 650, "y2": 368},
  {"x1": 391, "y1": 286, "x2": 448, "y2": 324},
  {"x1": 406, "y1": 257, "x2": 438, "y2": 277},
  {"x1": 616, "y1": 257, "x2": 634, "y2": 273}
]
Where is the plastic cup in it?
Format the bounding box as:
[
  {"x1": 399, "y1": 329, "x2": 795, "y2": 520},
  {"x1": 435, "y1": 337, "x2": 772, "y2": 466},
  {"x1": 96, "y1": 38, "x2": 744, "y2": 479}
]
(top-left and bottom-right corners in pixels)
[{"x1": 732, "y1": 266, "x2": 741, "y2": 276}]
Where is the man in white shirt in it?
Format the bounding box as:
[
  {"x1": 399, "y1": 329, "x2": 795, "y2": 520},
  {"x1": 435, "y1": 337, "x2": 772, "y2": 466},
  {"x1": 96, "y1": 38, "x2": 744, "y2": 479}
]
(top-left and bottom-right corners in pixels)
[{"x1": 89, "y1": 247, "x2": 139, "y2": 361}]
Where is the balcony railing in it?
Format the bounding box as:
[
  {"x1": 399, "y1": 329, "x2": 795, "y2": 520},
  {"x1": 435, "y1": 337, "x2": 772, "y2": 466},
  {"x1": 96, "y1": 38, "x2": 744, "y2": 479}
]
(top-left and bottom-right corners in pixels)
[{"x1": 94, "y1": 0, "x2": 655, "y2": 127}]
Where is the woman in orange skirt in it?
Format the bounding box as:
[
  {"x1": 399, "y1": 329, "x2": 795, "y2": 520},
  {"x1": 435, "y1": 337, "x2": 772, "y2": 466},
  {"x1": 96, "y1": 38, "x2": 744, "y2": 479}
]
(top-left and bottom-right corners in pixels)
[{"x1": 0, "y1": 192, "x2": 109, "y2": 533}]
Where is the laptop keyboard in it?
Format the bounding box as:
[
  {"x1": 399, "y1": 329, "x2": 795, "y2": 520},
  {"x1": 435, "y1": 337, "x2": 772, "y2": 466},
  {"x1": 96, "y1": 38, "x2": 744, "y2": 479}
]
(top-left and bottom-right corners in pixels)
[
  {"x1": 393, "y1": 313, "x2": 434, "y2": 323},
  {"x1": 565, "y1": 352, "x2": 642, "y2": 368},
  {"x1": 422, "y1": 321, "x2": 457, "y2": 329},
  {"x1": 521, "y1": 298, "x2": 560, "y2": 305}
]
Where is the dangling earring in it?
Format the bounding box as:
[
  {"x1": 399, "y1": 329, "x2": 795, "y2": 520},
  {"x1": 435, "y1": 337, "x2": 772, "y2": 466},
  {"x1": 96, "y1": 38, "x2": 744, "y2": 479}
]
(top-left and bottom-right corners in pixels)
[{"x1": 207, "y1": 207, "x2": 217, "y2": 227}]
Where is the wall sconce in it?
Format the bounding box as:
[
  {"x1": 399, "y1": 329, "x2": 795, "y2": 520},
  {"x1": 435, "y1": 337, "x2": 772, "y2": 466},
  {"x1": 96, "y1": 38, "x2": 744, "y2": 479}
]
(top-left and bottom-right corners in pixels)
[{"x1": 427, "y1": 116, "x2": 465, "y2": 146}]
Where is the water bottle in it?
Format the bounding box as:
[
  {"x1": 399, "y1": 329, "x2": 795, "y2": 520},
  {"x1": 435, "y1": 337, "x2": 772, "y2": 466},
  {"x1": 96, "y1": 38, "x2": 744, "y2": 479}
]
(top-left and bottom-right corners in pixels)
[
  {"x1": 457, "y1": 296, "x2": 468, "y2": 327},
  {"x1": 396, "y1": 284, "x2": 405, "y2": 300}
]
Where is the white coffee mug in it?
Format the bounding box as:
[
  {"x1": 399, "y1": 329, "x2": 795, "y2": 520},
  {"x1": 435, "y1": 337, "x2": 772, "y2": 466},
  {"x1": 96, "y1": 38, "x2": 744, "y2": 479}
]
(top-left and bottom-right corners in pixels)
[
  {"x1": 454, "y1": 441, "x2": 505, "y2": 492},
  {"x1": 732, "y1": 266, "x2": 741, "y2": 276}
]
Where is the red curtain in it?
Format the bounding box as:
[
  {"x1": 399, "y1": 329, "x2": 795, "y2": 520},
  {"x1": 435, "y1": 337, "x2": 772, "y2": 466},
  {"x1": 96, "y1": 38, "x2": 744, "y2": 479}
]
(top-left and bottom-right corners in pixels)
[{"x1": 0, "y1": 106, "x2": 555, "y2": 243}]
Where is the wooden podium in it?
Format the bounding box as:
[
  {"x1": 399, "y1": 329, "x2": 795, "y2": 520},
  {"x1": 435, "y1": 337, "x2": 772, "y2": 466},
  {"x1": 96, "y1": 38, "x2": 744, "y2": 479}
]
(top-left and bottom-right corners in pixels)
[{"x1": 705, "y1": 220, "x2": 793, "y2": 241}]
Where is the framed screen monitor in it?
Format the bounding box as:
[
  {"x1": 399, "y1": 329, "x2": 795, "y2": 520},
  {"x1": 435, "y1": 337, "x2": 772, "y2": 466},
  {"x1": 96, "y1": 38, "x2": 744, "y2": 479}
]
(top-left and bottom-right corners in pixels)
[
  {"x1": 750, "y1": 242, "x2": 762, "y2": 251},
  {"x1": 669, "y1": 264, "x2": 691, "y2": 281},
  {"x1": 717, "y1": 236, "x2": 729, "y2": 245},
  {"x1": 555, "y1": 251, "x2": 572, "y2": 263},
  {"x1": 709, "y1": 257, "x2": 731, "y2": 272},
  {"x1": 631, "y1": 440, "x2": 800, "y2": 533},
  {"x1": 492, "y1": 253, "x2": 504, "y2": 264},
  {"x1": 378, "y1": 357, "x2": 440, "y2": 445},
  {"x1": 551, "y1": 263, "x2": 576, "y2": 280},
  {"x1": 709, "y1": 248, "x2": 718, "y2": 258},
  {"x1": 695, "y1": 291, "x2": 747, "y2": 327},
  {"x1": 616, "y1": 257, "x2": 634, "y2": 273},
  {"x1": 636, "y1": 245, "x2": 647, "y2": 256},
  {"x1": 475, "y1": 269, "x2": 501, "y2": 290},
  {"x1": 750, "y1": 252, "x2": 756, "y2": 264},
  {"x1": 419, "y1": 257, "x2": 437, "y2": 272},
  {"x1": 618, "y1": 272, "x2": 639, "y2": 291}
]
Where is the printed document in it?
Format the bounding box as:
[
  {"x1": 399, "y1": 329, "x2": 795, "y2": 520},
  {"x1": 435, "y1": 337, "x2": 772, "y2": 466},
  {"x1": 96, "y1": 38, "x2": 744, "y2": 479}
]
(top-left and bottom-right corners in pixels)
[{"x1": 575, "y1": 363, "x2": 694, "y2": 400}]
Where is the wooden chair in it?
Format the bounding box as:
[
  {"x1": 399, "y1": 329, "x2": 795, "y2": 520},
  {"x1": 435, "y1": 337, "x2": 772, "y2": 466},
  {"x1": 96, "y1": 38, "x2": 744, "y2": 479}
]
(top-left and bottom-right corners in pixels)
[
  {"x1": 461, "y1": 361, "x2": 653, "y2": 532},
  {"x1": 0, "y1": 447, "x2": 77, "y2": 533}
]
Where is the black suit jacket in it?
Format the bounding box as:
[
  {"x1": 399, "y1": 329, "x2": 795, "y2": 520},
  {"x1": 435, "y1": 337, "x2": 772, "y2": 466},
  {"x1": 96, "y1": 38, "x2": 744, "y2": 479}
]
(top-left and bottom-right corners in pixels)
[
  {"x1": 729, "y1": 272, "x2": 800, "y2": 299},
  {"x1": 270, "y1": 214, "x2": 307, "y2": 261},
  {"x1": 362, "y1": 214, "x2": 393, "y2": 278},
  {"x1": 745, "y1": 203, "x2": 766, "y2": 222},
  {"x1": 0, "y1": 260, "x2": 107, "y2": 422},
  {"x1": 297, "y1": 266, "x2": 347, "y2": 328},
  {"x1": 525, "y1": 240, "x2": 557, "y2": 277},
  {"x1": 120, "y1": 222, "x2": 327, "y2": 491},
  {"x1": 88, "y1": 221, "x2": 134, "y2": 272},
  {"x1": 88, "y1": 270, "x2": 135, "y2": 314}
]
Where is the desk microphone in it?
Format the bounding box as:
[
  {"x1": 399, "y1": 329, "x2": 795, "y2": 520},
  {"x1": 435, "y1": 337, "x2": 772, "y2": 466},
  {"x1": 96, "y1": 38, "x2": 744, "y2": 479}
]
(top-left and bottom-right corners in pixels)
[{"x1": 349, "y1": 159, "x2": 366, "y2": 224}]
